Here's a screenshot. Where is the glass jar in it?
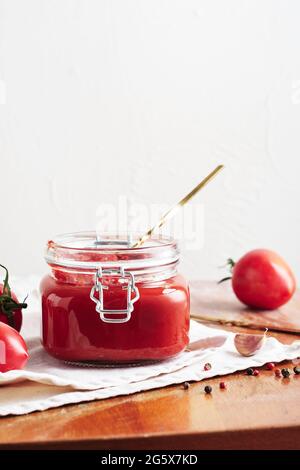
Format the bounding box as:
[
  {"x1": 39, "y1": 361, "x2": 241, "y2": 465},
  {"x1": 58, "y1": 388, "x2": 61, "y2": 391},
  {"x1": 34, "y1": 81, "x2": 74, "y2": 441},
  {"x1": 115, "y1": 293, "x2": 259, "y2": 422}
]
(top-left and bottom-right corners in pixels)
[{"x1": 40, "y1": 232, "x2": 190, "y2": 365}]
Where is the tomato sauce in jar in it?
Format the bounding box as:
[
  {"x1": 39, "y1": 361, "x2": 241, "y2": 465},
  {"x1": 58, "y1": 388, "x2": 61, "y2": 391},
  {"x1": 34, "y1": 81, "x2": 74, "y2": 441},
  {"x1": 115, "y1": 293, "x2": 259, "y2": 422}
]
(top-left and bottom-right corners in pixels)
[{"x1": 40, "y1": 232, "x2": 190, "y2": 365}]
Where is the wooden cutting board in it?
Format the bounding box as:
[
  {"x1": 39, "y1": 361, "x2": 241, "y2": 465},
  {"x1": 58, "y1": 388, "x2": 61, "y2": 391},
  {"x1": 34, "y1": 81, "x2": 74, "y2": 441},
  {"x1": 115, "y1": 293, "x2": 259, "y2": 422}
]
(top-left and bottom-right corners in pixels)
[{"x1": 190, "y1": 280, "x2": 300, "y2": 334}]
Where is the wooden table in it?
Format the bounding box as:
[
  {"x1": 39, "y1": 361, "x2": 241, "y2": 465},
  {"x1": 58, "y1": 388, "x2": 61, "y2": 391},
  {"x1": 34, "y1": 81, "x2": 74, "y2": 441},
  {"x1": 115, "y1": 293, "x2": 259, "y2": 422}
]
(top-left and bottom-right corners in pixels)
[{"x1": 0, "y1": 324, "x2": 299, "y2": 450}]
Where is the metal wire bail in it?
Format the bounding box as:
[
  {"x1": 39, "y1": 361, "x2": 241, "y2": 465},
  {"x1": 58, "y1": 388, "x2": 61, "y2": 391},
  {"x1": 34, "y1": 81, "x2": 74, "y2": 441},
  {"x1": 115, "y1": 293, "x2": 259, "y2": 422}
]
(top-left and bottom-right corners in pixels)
[{"x1": 90, "y1": 266, "x2": 140, "y2": 324}]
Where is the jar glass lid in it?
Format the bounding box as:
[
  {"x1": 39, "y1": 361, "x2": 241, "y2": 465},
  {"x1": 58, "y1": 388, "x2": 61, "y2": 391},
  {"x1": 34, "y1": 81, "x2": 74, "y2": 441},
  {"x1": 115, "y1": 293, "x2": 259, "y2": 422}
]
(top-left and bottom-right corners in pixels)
[{"x1": 45, "y1": 231, "x2": 179, "y2": 271}]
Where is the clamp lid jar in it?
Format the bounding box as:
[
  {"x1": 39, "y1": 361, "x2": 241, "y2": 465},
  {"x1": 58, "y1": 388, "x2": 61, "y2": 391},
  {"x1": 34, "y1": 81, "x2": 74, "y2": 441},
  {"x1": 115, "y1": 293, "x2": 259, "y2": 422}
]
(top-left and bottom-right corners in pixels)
[{"x1": 41, "y1": 232, "x2": 190, "y2": 365}]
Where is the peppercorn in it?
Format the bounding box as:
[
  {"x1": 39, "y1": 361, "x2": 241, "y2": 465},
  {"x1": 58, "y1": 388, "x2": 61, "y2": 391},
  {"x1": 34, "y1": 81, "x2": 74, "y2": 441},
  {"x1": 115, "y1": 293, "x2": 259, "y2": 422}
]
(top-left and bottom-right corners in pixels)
[
  {"x1": 293, "y1": 366, "x2": 300, "y2": 375},
  {"x1": 274, "y1": 369, "x2": 281, "y2": 377},
  {"x1": 266, "y1": 362, "x2": 275, "y2": 370},
  {"x1": 246, "y1": 367, "x2": 254, "y2": 376},
  {"x1": 204, "y1": 363, "x2": 212, "y2": 371},
  {"x1": 281, "y1": 368, "x2": 290, "y2": 378},
  {"x1": 253, "y1": 369, "x2": 260, "y2": 376},
  {"x1": 219, "y1": 381, "x2": 226, "y2": 389},
  {"x1": 204, "y1": 385, "x2": 212, "y2": 394},
  {"x1": 183, "y1": 382, "x2": 190, "y2": 390}
]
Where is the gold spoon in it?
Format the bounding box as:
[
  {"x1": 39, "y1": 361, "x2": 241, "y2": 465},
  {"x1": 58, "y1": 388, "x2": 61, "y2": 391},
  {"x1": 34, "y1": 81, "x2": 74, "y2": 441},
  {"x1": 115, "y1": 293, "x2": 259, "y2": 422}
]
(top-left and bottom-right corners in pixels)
[{"x1": 132, "y1": 164, "x2": 224, "y2": 248}]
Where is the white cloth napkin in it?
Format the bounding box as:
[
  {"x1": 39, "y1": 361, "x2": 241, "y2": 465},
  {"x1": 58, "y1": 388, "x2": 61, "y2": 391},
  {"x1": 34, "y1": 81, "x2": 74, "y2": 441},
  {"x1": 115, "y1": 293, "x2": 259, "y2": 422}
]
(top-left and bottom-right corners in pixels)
[{"x1": 0, "y1": 276, "x2": 300, "y2": 416}]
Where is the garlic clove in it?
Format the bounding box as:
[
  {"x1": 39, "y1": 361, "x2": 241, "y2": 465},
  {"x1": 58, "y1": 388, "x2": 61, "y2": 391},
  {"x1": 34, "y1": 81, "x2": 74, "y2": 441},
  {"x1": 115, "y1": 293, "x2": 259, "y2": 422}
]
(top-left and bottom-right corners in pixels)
[{"x1": 234, "y1": 330, "x2": 267, "y2": 357}]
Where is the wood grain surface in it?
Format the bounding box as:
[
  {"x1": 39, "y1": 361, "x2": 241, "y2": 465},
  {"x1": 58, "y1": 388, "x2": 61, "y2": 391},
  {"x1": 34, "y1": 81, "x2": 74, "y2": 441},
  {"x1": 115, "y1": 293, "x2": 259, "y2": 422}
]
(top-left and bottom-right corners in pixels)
[
  {"x1": 190, "y1": 280, "x2": 300, "y2": 333},
  {"x1": 0, "y1": 282, "x2": 300, "y2": 450}
]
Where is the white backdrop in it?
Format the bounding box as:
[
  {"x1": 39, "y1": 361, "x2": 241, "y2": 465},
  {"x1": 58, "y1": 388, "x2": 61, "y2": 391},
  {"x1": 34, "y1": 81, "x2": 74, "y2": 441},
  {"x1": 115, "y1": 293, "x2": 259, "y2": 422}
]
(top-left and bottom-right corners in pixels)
[{"x1": 0, "y1": 0, "x2": 300, "y2": 281}]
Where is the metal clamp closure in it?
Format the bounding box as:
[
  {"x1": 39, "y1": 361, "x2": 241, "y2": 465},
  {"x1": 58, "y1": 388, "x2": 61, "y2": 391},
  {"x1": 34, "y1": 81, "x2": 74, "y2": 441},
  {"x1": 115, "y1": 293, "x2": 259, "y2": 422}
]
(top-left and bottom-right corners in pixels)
[{"x1": 90, "y1": 267, "x2": 140, "y2": 323}]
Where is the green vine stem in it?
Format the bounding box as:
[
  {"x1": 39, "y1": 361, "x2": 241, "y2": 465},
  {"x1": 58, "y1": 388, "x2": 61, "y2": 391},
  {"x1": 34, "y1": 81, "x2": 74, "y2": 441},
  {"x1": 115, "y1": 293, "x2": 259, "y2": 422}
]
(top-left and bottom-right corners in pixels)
[
  {"x1": 0, "y1": 264, "x2": 27, "y2": 328},
  {"x1": 218, "y1": 258, "x2": 236, "y2": 284}
]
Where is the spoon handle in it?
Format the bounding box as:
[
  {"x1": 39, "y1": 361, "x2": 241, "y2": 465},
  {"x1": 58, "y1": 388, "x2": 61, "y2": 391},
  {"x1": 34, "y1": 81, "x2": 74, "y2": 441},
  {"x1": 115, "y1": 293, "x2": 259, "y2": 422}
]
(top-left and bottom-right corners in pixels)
[{"x1": 132, "y1": 164, "x2": 224, "y2": 248}]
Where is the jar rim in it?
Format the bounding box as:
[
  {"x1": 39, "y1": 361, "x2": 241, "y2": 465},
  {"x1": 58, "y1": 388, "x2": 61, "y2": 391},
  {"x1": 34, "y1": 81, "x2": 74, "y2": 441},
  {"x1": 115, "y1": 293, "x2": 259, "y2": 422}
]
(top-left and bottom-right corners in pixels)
[
  {"x1": 47, "y1": 231, "x2": 176, "y2": 251},
  {"x1": 45, "y1": 231, "x2": 179, "y2": 271}
]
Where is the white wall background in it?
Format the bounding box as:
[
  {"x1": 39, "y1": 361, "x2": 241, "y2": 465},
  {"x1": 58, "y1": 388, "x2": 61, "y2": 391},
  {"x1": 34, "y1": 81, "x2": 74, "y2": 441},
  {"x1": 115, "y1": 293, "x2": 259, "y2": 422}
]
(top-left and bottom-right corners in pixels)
[{"x1": 0, "y1": 0, "x2": 300, "y2": 281}]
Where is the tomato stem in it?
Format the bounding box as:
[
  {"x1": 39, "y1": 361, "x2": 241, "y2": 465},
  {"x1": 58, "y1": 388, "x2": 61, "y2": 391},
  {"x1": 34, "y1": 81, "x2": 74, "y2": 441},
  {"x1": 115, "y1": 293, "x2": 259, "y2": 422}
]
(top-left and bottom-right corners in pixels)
[
  {"x1": 218, "y1": 258, "x2": 236, "y2": 284},
  {"x1": 0, "y1": 264, "x2": 27, "y2": 328},
  {"x1": 0, "y1": 263, "x2": 11, "y2": 296},
  {"x1": 218, "y1": 276, "x2": 232, "y2": 284},
  {"x1": 227, "y1": 258, "x2": 236, "y2": 271}
]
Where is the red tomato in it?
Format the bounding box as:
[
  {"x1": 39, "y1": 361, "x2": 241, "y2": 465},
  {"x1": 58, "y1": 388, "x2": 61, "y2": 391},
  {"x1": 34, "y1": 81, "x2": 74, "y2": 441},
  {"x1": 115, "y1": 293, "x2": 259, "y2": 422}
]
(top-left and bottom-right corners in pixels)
[
  {"x1": 231, "y1": 249, "x2": 296, "y2": 310},
  {"x1": 0, "y1": 321, "x2": 29, "y2": 373},
  {"x1": 0, "y1": 264, "x2": 27, "y2": 331}
]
